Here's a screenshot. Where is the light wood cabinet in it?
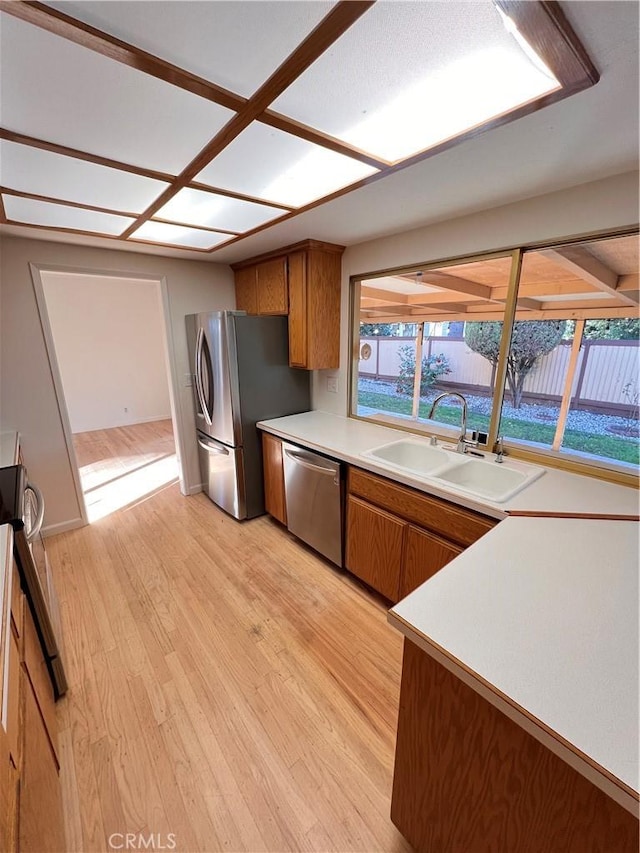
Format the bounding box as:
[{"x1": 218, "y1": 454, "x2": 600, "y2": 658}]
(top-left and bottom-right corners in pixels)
[
  {"x1": 232, "y1": 240, "x2": 344, "y2": 369},
  {"x1": 346, "y1": 496, "x2": 405, "y2": 601},
  {"x1": 262, "y1": 433, "x2": 287, "y2": 525},
  {"x1": 19, "y1": 672, "x2": 65, "y2": 853},
  {"x1": 235, "y1": 266, "x2": 258, "y2": 315},
  {"x1": 346, "y1": 467, "x2": 496, "y2": 602},
  {"x1": 392, "y1": 639, "x2": 639, "y2": 852},
  {"x1": 1, "y1": 559, "x2": 65, "y2": 852},
  {"x1": 399, "y1": 526, "x2": 463, "y2": 601},
  {"x1": 256, "y1": 258, "x2": 288, "y2": 315}
]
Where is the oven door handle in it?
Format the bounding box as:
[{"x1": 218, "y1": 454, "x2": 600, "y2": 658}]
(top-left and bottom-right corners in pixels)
[{"x1": 24, "y1": 482, "x2": 45, "y2": 542}]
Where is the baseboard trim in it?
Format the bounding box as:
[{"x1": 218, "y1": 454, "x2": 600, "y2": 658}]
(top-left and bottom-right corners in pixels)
[
  {"x1": 72, "y1": 414, "x2": 173, "y2": 434},
  {"x1": 184, "y1": 483, "x2": 204, "y2": 496},
  {"x1": 42, "y1": 517, "x2": 86, "y2": 537}
]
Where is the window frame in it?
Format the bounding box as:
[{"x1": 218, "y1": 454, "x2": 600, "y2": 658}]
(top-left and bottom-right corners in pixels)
[{"x1": 348, "y1": 227, "x2": 639, "y2": 487}]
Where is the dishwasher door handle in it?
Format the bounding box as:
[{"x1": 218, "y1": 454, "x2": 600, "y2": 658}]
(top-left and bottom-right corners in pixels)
[{"x1": 284, "y1": 449, "x2": 340, "y2": 484}]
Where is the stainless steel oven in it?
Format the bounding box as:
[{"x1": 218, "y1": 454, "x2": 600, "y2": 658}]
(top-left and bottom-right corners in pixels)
[{"x1": 0, "y1": 465, "x2": 67, "y2": 698}]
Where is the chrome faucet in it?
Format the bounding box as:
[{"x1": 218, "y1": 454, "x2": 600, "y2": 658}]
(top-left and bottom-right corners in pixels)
[{"x1": 427, "y1": 392, "x2": 475, "y2": 454}]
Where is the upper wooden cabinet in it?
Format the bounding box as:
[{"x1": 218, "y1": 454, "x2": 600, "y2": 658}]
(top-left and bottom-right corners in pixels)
[{"x1": 232, "y1": 240, "x2": 344, "y2": 370}]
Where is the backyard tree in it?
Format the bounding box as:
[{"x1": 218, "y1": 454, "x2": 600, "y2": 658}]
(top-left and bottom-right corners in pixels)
[
  {"x1": 360, "y1": 323, "x2": 396, "y2": 336},
  {"x1": 465, "y1": 320, "x2": 566, "y2": 409}
]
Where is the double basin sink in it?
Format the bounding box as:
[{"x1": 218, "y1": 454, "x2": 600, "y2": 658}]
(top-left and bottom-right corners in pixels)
[{"x1": 361, "y1": 439, "x2": 544, "y2": 503}]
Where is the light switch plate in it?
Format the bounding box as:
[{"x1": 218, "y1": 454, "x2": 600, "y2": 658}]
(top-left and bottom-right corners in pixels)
[{"x1": 326, "y1": 376, "x2": 338, "y2": 393}]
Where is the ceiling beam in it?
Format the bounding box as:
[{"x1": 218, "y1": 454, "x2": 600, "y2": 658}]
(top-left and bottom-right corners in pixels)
[
  {"x1": 538, "y1": 298, "x2": 630, "y2": 311},
  {"x1": 361, "y1": 306, "x2": 636, "y2": 324},
  {"x1": 419, "y1": 272, "x2": 493, "y2": 299},
  {"x1": 361, "y1": 286, "x2": 410, "y2": 303},
  {"x1": 489, "y1": 281, "x2": 597, "y2": 300},
  {"x1": 0, "y1": 0, "x2": 248, "y2": 112},
  {"x1": 618, "y1": 273, "x2": 640, "y2": 292},
  {"x1": 542, "y1": 246, "x2": 639, "y2": 306}
]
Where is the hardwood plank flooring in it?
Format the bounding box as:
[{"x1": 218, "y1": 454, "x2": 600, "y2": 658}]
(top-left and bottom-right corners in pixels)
[
  {"x1": 47, "y1": 475, "x2": 410, "y2": 852},
  {"x1": 72, "y1": 421, "x2": 178, "y2": 522}
]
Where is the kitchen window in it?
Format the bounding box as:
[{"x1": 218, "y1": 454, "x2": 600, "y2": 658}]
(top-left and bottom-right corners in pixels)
[{"x1": 349, "y1": 231, "x2": 639, "y2": 481}]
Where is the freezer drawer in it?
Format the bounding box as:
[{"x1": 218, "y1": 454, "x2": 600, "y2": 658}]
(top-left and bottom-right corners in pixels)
[
  {"x1": 282, "y1": 443, "x2": 343, "y2": 567},
  {"x1": 197, "y1": 432, "x2": 246, "y2": 520}
]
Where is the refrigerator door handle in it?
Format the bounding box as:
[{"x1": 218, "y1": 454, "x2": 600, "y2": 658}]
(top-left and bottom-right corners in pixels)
[
  {"x1": 197, "y1": 436, "x2": 230, "y2": 455},
  {"x1": 24, "y1": 482, "x2": 45, "y2": 542},
  {"x1": 195, "y1": 327, "x2": 213, "y2": 427}
]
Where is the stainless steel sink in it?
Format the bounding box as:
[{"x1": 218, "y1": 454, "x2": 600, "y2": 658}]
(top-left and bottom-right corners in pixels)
[
  {"x1": 362, "y1": 439, "x2": 452, "y2": 475},
  {"x1": 434, "y1": 457, "x2": 544, "y2": 502}
]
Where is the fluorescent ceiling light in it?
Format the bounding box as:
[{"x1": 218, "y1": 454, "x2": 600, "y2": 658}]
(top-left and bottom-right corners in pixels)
[
  {"x1": 131, "y1": 220, "x2": 233, "y2": 249},
  {"x1": 342, "y1": 46, "x2": 559, "y2": 162},
  {"x1": 196, "y1": 122, "x2": 377, "y2": 207},
  {"x1": 155, "y1": 187, "x2": 285, "y2": 232},
  {"x1": 3, "y1": 195, "x2": 135, "y2": 235}
]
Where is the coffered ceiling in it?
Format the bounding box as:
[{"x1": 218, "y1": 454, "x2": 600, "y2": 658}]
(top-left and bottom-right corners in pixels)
[{"x1": 0, "y1": 1, "x2": 637, "y2": 264}]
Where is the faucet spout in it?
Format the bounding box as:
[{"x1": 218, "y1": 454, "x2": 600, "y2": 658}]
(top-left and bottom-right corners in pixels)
[{"x1": 427, "y1": 392, "x2": 470, "y2": 453}]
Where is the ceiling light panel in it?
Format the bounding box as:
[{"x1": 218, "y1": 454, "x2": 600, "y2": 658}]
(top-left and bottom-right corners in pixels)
[
  {"x1": 131, "y1": 221, "x2": 233, "y2": 250},
  {"x1": 155, "y1": 188, "x2": 285, "y2": 233},
  {"x1": 3, "y1": 195, "x2": 135, "y2": 235},
  {"x1": 0, "y1": 140, "x2": 168, "y2": 212},
  {"x1": 271, "y1": 1, "x2": 560, "y2": 162},
  {"x1": 195, "y1": 122, "x2": 378, "y2": 207},
  {"x1": 45, "y1": 1, "x2": 336, "y2": 98},
  {"x1": 1, "y1": 15, "x2": 234, "y2": 173}
]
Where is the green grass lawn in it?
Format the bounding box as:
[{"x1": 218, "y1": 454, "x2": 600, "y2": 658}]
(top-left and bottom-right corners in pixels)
[{"x1": 358, "y1": 390, "x2": 640, "y2": 466}]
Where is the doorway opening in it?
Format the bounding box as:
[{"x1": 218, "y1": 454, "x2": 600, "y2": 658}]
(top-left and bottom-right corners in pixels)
[{"x1": 35, "y1": 268, "x2": 181, "y2": 522}]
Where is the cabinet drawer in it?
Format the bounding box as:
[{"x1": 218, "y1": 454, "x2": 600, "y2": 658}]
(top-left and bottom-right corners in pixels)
[
  {"x1": 348, "y1": 467, "x2": 496, "y2": 547},
  {"x1": 23, "y1": 606, "x2": 58, "y2": 764},
  {"x1": 346, "y1": 496, "x2": 405, "y2": 601}
]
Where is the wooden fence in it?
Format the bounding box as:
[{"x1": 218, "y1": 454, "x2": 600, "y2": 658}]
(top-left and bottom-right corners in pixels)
[{"x1": 358, "y1": 336, "x2": 640, "y2": 417}]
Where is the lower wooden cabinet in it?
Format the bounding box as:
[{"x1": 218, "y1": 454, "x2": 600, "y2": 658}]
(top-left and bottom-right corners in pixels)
[
  {"x1": 1, "y1": 560, "x2": 65, "y2": 852},
  {"x1": 346, "y1": 467, "x2": 496, "y2": 602},
  {"x1": 399, "y1": 526, "x2": 463, "y2": 601},
  {"x1": 262, "y1": 432, "x2": 287, "y2": 525},
  {"x1": 19, "y1": 672, "x2": 65, "y2": 853},
  {"x1": 346, "y1": 496, "x2": 405, "y2": 601}
]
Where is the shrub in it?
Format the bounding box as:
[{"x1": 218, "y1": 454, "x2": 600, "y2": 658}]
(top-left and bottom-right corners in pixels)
[{"x1": 395, "y1": 346, "x2": 451, "y2": 396}]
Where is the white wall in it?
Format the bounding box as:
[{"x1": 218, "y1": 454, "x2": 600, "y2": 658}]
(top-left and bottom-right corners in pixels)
[
  {"x1": 0, "y1": 236, "x2": 235, "y2": 533},
  {"x1": 42, "y1": 272, "x2": 171, "y2": 433},
  {"x1": 312, "y1": 171, "x2": 640, "y2": 415}
]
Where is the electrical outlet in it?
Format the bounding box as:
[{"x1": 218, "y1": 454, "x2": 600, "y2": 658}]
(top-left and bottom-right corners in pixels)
[
  {"x1": 184, "y1": 372, "x2": 193, "y2": 388},
  {"x1": 326, "y1": 376, "x2": 338, "y2": 393},
  {"x1": 124, "y1": 407, "x2": 128, "y2": 413}
]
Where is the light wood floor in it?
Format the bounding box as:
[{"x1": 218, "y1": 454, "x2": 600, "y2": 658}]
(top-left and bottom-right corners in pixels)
[
  {"x1": 47, "y1": 452, "x2": 410, "y2": 851},
  {"x1": 73, "y1": 421, "x2": 178, "y2": 522}
]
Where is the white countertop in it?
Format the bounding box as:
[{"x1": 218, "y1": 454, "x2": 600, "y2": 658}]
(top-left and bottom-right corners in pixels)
[
  {"x1": 390, "y1": 517, "x2": 639, "y2": 812},
  {"x1": 258, "y1": 411, "x2": 640, "y2": 814},
  {"x1": 258, "y1": 411, "x2": 639, "y2": 518}
]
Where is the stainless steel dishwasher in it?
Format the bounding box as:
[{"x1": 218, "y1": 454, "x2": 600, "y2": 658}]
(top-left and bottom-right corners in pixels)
[{"x1": 282, "y1": 442, "x2": 343, "y2": 567}]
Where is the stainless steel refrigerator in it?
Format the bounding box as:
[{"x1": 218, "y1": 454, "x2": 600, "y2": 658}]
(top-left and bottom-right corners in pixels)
[{"x1": 185, "y1": 311, "x2": 310, "y2": 519}]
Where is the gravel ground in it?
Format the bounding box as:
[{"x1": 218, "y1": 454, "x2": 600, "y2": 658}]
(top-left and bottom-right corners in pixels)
[{"x1": 357, "y1": 378, "x2": 639, "y2": 440}]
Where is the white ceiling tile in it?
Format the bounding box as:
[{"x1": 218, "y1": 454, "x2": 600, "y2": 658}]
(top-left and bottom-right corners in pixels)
[
  {"x1": 272, "y1": 1, "x2": 558, "y2": 161},
  {"x1": 156, "y1": 188, "x2": 284, "y2": 233},
  {"x1": 131, "y1": 221, "x2": 232, "y2": 250},
  {"x1": 195, "y1": 122, "x2": 378, "y2": 207},
  {"x1": 3, "y1": 195, "x2": 134, "y2": 235},
  {"x1": 0, "y1": 15, "x2": 234, "y2": 173},
  {"x1": 0, "y1": 140, "x2": 168, "y2": 212},
  {"x1": 45, "y1": 1, "x2": 336, "y2": 98}
]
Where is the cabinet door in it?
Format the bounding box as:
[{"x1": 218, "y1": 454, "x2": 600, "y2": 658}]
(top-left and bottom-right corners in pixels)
[
  {"x1": 287, "y1": 251, "x2": 308, "y2": 367},
  {"x1": 23, "y1": 606, "x2": 58, "y2": 763},
  {"x1": 305, "y1": 249, "x2": 341, "y2": 370},
  {"x1": 235, "y1": 267, "x2": 258, "y2": 314},
  {"x1": 256, "y1": 258, "x2": 288, "y2": 315},
  {"x1": 262, "y1": 433, "x2": 287, "y2": 525},
  {"x1": 19, "y1": 674, "x2": 65, "y2": 853},
  {"x1": 346, "y1": 496, "x2": 405, "y2": 601},
  {"x1": 399, "y1": 525, "x2": 463, "y2": 600},
  {"x1": 0, "y1": 723, "x2": 18, "y2": 853}
]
